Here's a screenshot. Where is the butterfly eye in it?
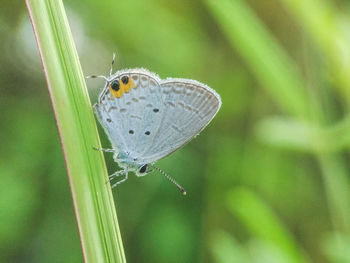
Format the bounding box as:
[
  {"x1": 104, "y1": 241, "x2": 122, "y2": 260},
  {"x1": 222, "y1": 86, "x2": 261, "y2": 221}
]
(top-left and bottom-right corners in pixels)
[
  {"x1": 121, "y1": 76, "x2": 129, "y2": 84},
  {"x1": 111, "y1": 80, "x2": 120, "y2": 91},
  {"x1": 139, "y1": 164, "x2": 148, "y2": 173}
]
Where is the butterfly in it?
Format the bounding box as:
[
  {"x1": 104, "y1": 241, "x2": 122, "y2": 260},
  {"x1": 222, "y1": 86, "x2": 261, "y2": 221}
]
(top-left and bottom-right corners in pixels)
[{"x1": 89, "y1": 55, "x2": 221, "y2": 194}]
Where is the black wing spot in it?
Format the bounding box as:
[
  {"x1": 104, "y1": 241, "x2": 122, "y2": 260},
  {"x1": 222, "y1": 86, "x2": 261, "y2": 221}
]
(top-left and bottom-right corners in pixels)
[
  {"x1": 145, "y1": 131, "x2": 150, "y2": 135},
  {"x1": 106, "y1": 118, "x2": 112, "y2": 123},
  {"x1": 139, "y1": 164, "x2": 148, "y2": 173},
  {"x1": 121, "y1": 76, "x2": 129, "y2": 84},
  {"x1": 129, "y1": 130, "x2": 134, "y2": 134},
  {"x1": 153, "y1": 108, "x2": 159, "y2": 113},
  {"x1": 111, "y1": 80, "x2": 120, "y2": 91}
]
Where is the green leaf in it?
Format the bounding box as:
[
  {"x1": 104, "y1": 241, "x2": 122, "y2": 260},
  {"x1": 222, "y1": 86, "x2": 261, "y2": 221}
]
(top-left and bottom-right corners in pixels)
[
  {"x1": 227, "y1": 187, "x2": 310, "y2": 263},
  {"x1": 280, "y1": 0, "x2": 350, "y2": 101},
  {"x1": 255, "y1": 116, "x2": 350, "y2": 153},
  {"x1": 205, "y1": 0, "x2": 309, "y2": 118},
  {"x1": 25, "y1": 0, "x2": 126, "y2": 262},
  {"x1": 211, "y1": 231, "x2": 249, "y2": 263},
  {"x1": 322, "y1": 232, "x2": 350, "y2": 263},
  {"x1": 255, "y1": 117, "x2": 321, "y2": 152}
]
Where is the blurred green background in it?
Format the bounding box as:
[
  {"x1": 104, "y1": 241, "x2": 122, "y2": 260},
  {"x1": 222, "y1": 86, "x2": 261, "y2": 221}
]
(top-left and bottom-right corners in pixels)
[{"x1": 2, "y1": 0, "x2": 350, "y2": 262}]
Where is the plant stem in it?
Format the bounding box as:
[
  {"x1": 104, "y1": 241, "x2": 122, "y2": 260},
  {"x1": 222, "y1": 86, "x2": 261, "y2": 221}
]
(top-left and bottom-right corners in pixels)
[{"x1": 26, "y1": 0, "x2": 126, "y2": 262}]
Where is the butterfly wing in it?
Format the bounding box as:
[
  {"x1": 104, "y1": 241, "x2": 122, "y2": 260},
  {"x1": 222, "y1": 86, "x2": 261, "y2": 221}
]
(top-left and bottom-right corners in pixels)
[
  {"x1": 137, "y1": 78, "x2": 221, "y2": 164},
  {"x1": 94, "y1": 69, "x2": 166, "y2": 159}
]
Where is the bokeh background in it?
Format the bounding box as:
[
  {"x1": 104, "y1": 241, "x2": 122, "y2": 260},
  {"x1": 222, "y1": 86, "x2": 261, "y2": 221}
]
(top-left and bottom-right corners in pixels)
[{"x1": 2, "y1": 0, "x2": 350, "y2": 262}]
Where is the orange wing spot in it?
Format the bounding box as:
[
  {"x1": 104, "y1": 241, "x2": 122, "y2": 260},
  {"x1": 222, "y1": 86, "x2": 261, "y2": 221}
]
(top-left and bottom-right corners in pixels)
[
  {"x1": 121, "y1": 78, "x2": 135, "y2": 93},
  {"x1": 114, "y1": 89, "x2": 124, "y2": 98},
  {"x1": 109, "y1": 77, "x2": 136, "y2": 99},
  {"x1": 109, "y1": 83, "x2": 124, "y2": 98}
]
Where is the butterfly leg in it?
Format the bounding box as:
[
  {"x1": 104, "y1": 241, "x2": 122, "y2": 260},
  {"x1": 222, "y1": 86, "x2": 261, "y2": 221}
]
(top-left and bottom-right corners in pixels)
[
  {"x1": 111, "y1": 170, "x2": 128, "y2": 188},
  {"x1": 93, "y1": 147, "x2": 115, "y2": 153},
  {"x1": 108, "y1": 169, "x2": 124, "y2": 181}
]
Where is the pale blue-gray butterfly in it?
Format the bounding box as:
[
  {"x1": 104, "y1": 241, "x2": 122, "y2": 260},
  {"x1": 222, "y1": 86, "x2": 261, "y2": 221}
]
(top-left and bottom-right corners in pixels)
[{"x1": 89, "y1": 55, "x2": 221, "y2": 194}]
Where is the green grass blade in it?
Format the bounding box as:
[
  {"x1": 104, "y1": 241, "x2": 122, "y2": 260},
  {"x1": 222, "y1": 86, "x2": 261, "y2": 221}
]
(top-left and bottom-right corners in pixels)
[
  {"x1": 280, "y1": 0, "x2": 350, "y2": 101},
  {"x1": 205, "y1": 0, "x2": 309, "y2": 119},
  {"x1": 318, "y1": 155, "x2": 350, "y2": 233},
  {"x1": 25, "y1": 0, "x2": 126, "y2": 262},
  {"x1": 256, "y1": 116, "x2": 350, "y2": 153},
  {"x1": 227, "y1": 187, "x2": 310, "y2": 263},
  {"x1": 211, "y1": 231, "x2": 250, "y2": 263}
]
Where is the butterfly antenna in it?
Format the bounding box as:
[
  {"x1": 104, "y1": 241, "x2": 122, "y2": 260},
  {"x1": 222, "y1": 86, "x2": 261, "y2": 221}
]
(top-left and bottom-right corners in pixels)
[
  {"x1": 149, "y1": 164, "x2": 187, "y2": 195},
  {"x1": 109, "y1": 52, "x2": 116, "y2": 77},
  {"x1": 86, "y1": 52, "x2": 116, "y2": 81},
  {"x1": 86, "y1": 75, "x2": 109, "y2": 81}
]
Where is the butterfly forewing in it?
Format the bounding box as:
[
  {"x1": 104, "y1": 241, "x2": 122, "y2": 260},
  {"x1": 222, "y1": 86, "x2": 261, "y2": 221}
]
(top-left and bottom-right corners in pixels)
[{"x1": 95, "y1": 69, "x2": 165, "y2": 158}]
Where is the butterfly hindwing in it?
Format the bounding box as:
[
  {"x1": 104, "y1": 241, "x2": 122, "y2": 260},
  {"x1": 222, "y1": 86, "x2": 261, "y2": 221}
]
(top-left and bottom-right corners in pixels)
[{"x1": 138, "y1": 78, "x2": 221, "y2": 164}]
